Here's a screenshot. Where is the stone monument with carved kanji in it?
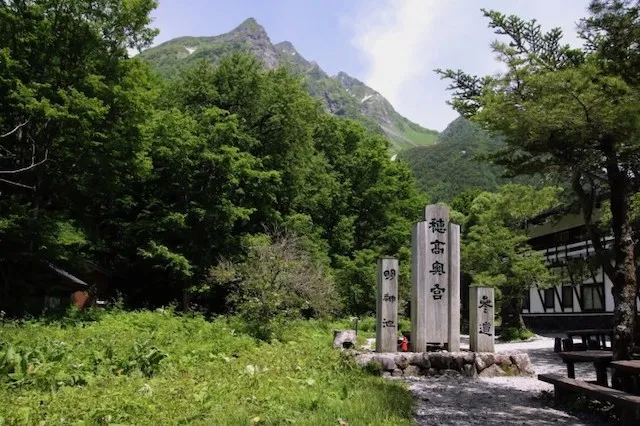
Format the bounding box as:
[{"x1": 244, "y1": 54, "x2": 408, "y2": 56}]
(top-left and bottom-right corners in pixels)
[
  {"x1": 410, "y1": 205, "x2": 461, "y2": 352},
  {"x1": 470, "y1": 286, "x2": 495, "y2": 353},
  {"x1": 376, "y1": 258, "x2": 398, "y2": 353}
]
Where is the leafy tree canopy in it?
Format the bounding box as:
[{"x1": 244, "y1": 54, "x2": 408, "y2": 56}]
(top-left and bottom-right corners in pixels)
[
  {"x1": 456, "y1": 184, "x2": 561, "y2": 330},
  {"x1": 0, "y1": 1, "x2": 426, "y2": 319},
  {"x1": 436, "y1": 0, "x2": 640, "y2": 363}
]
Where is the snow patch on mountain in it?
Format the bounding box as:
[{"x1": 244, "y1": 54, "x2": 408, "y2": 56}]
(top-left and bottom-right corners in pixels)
[{"x1": 361, "y1": 94, "x2": 374, "y2": 104}]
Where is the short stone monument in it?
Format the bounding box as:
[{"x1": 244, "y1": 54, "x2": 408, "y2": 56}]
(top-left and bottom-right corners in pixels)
[
  {"x1": 376, "y1": 258, "x2": 398, "y2": 353},
  {"x1": 470, "y1": 286, "x2": 495, "y2": 353}
]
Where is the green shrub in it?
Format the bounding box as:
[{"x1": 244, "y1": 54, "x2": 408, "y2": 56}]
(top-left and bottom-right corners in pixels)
[
  {"x1": 352, "y1": 316, "x2": 410, "y2": 336},
  {"x1": 499, "y1": 327, "x2": 535, "y2": 342},
  {"x1": 357, "y1": 316, "x2": 376, "y2": 333},
  {"x1": 206, "y1": 232, "x2": 340, "y2": 341}
]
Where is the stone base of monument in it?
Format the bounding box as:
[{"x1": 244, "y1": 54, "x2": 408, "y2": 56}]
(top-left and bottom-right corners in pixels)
[
  {"x1": 353, "y1": 350, "x2": 534, "y2": 378},
  {"x1": 426, "y1": 343, "x2": 448, "y2": 352}
]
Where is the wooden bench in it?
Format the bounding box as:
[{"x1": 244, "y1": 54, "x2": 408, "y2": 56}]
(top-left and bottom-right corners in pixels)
[
  {"x1": 539, "y1": 373, "x2": 640, "y2": 425},
  {"x1": 557, "y1": 350, "x2": 612, "y2": 386},
  {"x1": 611, "y1": 360, "x2": 640, "y2": 394},
  {"x1": 566, "y1": 329, "x2": 612, "y2": 351}
]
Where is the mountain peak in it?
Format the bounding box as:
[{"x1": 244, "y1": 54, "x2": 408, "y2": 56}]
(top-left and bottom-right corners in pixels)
[{"x1": 231, "y1": 17, "x2": 267, "y2": 37}]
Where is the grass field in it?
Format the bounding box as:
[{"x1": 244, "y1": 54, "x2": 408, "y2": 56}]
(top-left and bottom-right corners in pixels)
[
  {"x1": 401, "y1": 127, "x2": 438, "y2": 147},
  {"x1": 0, "y1": 309, "x2": 413, "y2": 425}
]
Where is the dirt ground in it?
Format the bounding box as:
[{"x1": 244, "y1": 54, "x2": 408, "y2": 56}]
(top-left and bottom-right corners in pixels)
[{"x1": 395, "y1": 334, "x2": 615, "y2": 426}]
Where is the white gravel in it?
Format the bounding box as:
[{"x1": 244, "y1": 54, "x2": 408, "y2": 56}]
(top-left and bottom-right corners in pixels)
[{"x1": 396, "y1": 334, "x2": 612, "y2": 426}]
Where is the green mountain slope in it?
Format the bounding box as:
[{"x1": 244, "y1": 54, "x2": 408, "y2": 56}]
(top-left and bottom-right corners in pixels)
[
  {"x1": 398, "y1": 117, "x2": 539, "y2": 203},
  {"x1": 335, "y1": 72, "x2": 438, "y2": 150},
  {"x1": 138, "y1": 18, "x2": 438, "y2": 152}
]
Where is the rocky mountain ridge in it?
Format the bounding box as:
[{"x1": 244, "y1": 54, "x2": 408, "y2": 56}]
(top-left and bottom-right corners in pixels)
[{"x1": 138, "y1": 18, "x2": 438, "y2": 152}]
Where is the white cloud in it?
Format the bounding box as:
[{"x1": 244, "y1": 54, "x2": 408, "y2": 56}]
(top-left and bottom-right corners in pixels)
[
  {"x1": 348, "y1": 0, "x2": 591, "y2": 131},
  {"x1": 349, "y1": 0, "x2": 442, "y2": 110}
]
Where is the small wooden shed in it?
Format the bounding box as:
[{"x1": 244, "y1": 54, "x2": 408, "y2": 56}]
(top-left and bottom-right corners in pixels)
[{"x1": 43, "y1": 263, "x2": 91, "y2": 311}]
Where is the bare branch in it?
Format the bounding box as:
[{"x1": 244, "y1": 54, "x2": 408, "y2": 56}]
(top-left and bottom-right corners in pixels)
[
  {"x1": 564, "y1": 86, "x2": 592, "y2": 124},
  {"x1": 0, "y1": 145, "x2": 13, "y2": 156},
  {"x1": 0, "y1": 120, "x2": 29, "y2": 139},
  {"x1": 0, "y1": 149, "x2": 48, "y2": 175},
  {"x1": 29, "y1": 135, "x2": 36, "y2": 165},
  {"x1": 0, "y1": 178, "x2": 35, "y2": 190}
]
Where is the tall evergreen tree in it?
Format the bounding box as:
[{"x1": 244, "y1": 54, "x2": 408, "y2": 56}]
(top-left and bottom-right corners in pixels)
[{"x1": 437, "y1": 1, "x2": 640, "y2": 366}]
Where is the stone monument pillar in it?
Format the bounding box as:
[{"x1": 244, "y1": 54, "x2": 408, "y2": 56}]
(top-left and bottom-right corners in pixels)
[
  {"x1": 376, "y1": 258, "x2": 398, "y2": 352},
  {"x1": 447, "y1": 223, "x2": 461, "y2": 352},
  {"x1": 470, "y1": 286, "x2": 495, "y2": 353},
  {"x1": 410, "y1": 221, "x2": 428, "y2": 352},
  {"x1": 424, "y1": 205, "x2": 449, "y2": 345}
]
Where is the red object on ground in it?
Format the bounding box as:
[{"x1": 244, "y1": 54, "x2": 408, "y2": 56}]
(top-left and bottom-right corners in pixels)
[{"x1": 400, "y1": 336, "x2": 408, "y2": 352}]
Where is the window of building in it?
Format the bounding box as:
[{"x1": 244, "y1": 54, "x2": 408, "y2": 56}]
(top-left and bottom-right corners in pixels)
[
  {"x1": 582, "y1": 284, "x2": 604, "y2": 311},
  {"x1": 561, "y1": 286, "x2": 574, "y2": 308},
  {"x1": 45, "y1": 295, "x2": 62, "y2": 309},
  {"x1": 544, "y1": 288, "x2": 555, "y2": 309},
  {"x1": 523, "y1": 290, "x2": 530, "y2": 311}
]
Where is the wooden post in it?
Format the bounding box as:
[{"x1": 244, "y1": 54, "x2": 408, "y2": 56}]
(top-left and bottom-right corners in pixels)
[
  {"x1": 376, "y1": 258, "x2": 398, "y2": 353},
  {"x1": 470, "y1": 286, "x2": 495, "y2": 352},
  {"x1": 448, "y1": 223, "x2": 461, "y2": 351},
  {"x1": 411, "y1": 221, "x2": 428, "y2": 352},
  {"x1": 424, "y1": 205, "x2": 449, "y2": 345}
]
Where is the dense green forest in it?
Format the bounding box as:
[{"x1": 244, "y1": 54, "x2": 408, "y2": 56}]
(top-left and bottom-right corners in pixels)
[
  {"x1": 0, "y1": 0, "x2": 426, "y2": 320},
  {"x1": 399, "y1": 117, "x2": 542, "y2": 203}
]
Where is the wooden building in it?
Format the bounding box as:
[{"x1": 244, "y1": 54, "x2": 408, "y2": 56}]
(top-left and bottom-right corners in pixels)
[
  {"x1": 522, "y1": 207, "x2": 640, "y2": 331},
  {"x1": 43, "y1": 263, "x2": 91, "y2": 311},
  {"x1": 1, "y1": 261, "x2": 109, "y2": 316}
]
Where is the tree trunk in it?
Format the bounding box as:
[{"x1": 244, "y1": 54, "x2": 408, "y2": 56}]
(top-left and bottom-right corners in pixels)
[
  {"x1": 500, "y1": 288, "x2": 526, "y2": 330},
  {"x1": 609, "y1": 180, "x2": 637, "y2": 361},
  {"x1": 604, "y1": 144, "x2": 637, "y2": 388},
  {"x1": 182, "y1": 287, "x2": 191, "y2": 312}
]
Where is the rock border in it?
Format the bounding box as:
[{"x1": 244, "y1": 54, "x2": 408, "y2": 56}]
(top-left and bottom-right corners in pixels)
[{"x1": 352, "y1": 350, "x2": 534, "y2": 378}]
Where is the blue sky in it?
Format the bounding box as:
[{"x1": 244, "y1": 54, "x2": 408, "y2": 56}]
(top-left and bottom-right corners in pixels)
[{"x1": 149, "y1": 0, "x2": 591, "y2": 131}]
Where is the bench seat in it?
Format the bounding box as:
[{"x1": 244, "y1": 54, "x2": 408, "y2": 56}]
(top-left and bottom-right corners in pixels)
[{"x1": 538, "y1": 373, "x2": 640, "y2": 425}]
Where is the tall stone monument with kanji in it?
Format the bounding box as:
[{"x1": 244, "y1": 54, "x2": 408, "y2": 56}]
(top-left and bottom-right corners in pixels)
[
  {"x1": 424, "y1": 205, "x2": 449, "y2": 346},
  {"x1": 411, "y1": 205, "x2": 461, "y2": 352},
  {"x1": 376, "y1": 258, "x2": 398, "y2": 353}
]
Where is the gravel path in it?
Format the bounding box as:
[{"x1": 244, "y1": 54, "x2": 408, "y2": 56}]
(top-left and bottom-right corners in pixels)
[{"x1": 398, "y1": 335, "x2": 613, "y2": 426}]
